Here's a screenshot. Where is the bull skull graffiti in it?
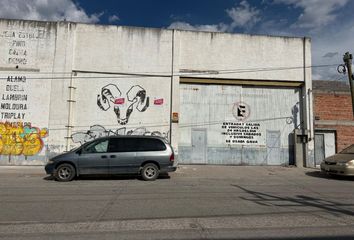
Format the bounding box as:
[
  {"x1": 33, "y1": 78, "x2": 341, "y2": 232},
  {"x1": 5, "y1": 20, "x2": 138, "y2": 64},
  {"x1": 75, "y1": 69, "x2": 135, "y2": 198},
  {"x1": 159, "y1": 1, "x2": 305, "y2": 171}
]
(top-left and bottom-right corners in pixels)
[{"x1": 97, "y1": 84, "x2": 149, "y2": 125}]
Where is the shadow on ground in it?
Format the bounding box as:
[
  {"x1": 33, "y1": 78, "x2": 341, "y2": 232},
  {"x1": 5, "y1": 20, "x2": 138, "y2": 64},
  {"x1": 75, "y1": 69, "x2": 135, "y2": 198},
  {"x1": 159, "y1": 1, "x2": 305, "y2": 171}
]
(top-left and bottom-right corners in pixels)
[
  {"x1": 305, "y1": 170, "x2": 354, "y2": 181},
  {"x1": 43, "y1": 173, "x2": 170, "y2": 181},
  {"x1": 216, "y1": 237, "x2": 354, "y2": 240},
  {"x1": 233, "y1": 184, "x2": 354, "y2": 216}
]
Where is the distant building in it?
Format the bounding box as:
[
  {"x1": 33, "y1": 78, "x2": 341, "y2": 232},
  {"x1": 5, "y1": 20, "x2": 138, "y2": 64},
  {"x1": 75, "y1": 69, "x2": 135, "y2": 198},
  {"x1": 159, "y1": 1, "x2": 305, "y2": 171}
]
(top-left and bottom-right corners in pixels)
[
  {"x1": 313, "y1": 80, "x2": 354, "y2": 166},
  {"x1": 0, "y1": 19, "x2": 313, "y2": 166}
]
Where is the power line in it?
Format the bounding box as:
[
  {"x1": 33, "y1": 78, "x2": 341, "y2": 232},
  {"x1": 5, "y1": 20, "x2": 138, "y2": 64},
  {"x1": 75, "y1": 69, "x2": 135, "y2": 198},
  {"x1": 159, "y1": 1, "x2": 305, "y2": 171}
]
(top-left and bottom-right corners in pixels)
[
  {"x1": 0, "y1": 64, "x2": 338, "y2": 75},
  {"x1": 0, "y1": 116, "x2": 294, "y2": 135},
  {"x1": 0, "y1": 63, "x2": 340, "y2": 80}
]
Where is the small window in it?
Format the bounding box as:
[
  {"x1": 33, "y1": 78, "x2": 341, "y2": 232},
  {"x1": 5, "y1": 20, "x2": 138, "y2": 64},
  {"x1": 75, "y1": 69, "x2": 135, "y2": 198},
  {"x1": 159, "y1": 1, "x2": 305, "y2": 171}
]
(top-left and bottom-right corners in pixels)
[{"x1": 83, "y1": 139, "x2": 108, "y2": 153}]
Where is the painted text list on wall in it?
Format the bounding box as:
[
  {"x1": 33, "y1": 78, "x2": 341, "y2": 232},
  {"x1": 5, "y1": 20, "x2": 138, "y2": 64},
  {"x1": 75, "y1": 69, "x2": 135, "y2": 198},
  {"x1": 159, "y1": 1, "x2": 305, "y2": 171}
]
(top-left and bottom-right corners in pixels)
[
  {"x1": 0, "y1": 21, "x2": 48, "y2": 67},
  {"x1": 1, "y1": 76, "x2": 28, "y2": 120}
]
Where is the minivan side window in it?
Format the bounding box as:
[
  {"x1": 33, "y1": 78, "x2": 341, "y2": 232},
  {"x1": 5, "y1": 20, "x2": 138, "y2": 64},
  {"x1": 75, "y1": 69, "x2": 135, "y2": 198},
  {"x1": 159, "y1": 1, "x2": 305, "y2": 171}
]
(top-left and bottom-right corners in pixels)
[
  {"x1": 108, "y1": 138, "x2": 137, "y2": 152},
  {"x1": 136, "y1": 138, "x2": 166, "y2": 151},
  {"x1": 83, "y1": 139, "x2": 109, "y2": 153},
  {"x1": 107, "y1": 138, "x2": 166, "y2": 152}
]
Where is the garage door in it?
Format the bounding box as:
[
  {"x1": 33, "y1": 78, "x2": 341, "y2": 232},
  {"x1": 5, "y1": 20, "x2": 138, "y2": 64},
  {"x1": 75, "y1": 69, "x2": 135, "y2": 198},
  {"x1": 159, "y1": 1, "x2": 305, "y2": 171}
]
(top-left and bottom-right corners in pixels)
[{"x1": 178, "y1": 83, "x2": 301, "y2": 165}]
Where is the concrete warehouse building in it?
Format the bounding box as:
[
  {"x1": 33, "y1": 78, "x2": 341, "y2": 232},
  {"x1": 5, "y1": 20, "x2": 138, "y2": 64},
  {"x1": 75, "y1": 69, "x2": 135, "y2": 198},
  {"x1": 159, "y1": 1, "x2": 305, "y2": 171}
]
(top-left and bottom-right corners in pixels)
[{"x1": 0, "y1": 19, "x2": 313, "y2": 166}]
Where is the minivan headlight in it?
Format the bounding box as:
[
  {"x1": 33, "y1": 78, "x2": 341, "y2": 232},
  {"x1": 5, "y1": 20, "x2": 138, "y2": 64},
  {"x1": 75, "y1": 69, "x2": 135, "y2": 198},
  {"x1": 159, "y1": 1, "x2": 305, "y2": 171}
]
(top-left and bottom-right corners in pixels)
[{"x1": 47, "y1": 159, "x2": 55, "y2": 164}]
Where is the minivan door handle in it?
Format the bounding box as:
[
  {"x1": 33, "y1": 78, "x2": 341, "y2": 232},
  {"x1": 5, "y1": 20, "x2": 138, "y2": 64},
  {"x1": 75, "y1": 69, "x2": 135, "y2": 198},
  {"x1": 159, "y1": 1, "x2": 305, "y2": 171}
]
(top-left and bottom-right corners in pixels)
[
  {"x1": 110, "y1": 155, "x2": 116, "y2": 158},
  {"x1": 101, "y1": 155, "x2": 107, "y2": 159}
]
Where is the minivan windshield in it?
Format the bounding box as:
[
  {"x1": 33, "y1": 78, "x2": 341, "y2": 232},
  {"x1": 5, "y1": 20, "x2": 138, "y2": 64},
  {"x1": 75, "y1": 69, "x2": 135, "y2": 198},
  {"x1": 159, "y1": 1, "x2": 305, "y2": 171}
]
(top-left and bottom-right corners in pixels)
[{"x1": 340, "y1": 144, "x2": 354, "y2": 154}]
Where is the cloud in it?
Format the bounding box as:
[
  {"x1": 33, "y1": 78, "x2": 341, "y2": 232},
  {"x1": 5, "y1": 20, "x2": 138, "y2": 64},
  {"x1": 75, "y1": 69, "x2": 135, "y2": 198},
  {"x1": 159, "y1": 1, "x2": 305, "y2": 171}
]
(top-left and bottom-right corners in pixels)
[
  {"x1": 256, "y1": 19, "x2": 293, "y2": 36},
  {"x1": 0, "y1": 0, "x2": 102, "y2": 23},
  {"x1": 311, "y1": 20, "x2": 354, "y2": 80},
  {"x1": 256, "y1": 1, "x2": 353, "y2": 80},
  {"x1": 273, "y1": 0, "x2": 349, "y2": 29},
  {"x1": 168, "y1": 21, "x2": 228, "y2": 32},
  {"x1": 322, "y1": 52, "x2": 338, "y2": 58},
  {"x1": 168, "y1": 1, "x2": 261, "y2": 32},
  {"x1": 226, "y1": 0, "x2": 261, "y2": 29},
  {"x1": 108, "y1": 14, "x2": 119, "y2": 23}
]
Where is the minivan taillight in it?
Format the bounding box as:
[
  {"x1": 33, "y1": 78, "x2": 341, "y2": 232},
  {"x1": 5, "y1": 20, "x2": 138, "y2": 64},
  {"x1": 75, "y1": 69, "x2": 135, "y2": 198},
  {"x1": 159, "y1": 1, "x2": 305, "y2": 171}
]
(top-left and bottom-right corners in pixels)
[{"x1": 170, "y1": 152, "x2": 175, "y2": 162}]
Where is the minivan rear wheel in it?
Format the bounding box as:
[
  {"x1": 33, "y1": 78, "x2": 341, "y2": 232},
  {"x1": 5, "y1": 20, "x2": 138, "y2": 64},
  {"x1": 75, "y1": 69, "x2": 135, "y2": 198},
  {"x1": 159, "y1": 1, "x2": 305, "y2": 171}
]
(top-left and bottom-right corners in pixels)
[
  {"x1": 55, "y1": 163, "x2": 76, "y2": 182},
  {"x1": 141, "y1": 163, "x2": 159, "y2": 181}
]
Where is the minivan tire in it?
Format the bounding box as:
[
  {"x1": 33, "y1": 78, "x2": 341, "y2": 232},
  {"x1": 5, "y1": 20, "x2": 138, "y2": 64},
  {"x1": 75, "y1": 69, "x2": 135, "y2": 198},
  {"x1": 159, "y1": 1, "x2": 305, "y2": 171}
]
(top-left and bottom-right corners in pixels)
[
  {"x1": 55, "y1": 163, "x2": 76, "y2": 182},
  {"x1": 141, "y1": 163, "x2": 159, "y2": 181}
]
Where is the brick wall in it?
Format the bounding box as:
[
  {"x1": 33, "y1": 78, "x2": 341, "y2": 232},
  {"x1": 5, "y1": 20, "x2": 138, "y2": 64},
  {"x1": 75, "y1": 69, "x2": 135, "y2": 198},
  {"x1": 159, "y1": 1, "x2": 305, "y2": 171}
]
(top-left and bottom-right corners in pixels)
[
  {"x1": 314, "y1": 92, "x2": 354, "y2": 152},
  {"x1": 314, "y1": 94, "x2": 353, "y2": 120}
]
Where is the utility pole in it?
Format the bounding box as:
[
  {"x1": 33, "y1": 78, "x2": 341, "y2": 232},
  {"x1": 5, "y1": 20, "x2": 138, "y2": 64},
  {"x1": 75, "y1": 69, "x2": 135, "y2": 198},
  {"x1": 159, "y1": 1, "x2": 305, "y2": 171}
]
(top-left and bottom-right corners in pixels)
[{"x1": 343, "y1": 52, "x2": 354, "y2": 116}]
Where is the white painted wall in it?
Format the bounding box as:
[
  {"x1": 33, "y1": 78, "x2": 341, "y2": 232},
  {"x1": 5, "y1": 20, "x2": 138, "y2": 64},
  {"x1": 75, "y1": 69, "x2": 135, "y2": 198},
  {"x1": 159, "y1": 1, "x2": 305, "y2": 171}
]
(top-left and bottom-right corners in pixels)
[
  {"x1": 0, "y1": 19, "x2": 312, "y2": 166},
  {"x1": 73, "y1": 25, "x2": 173, "y2": 74},
  {"x1": 178, "y1": 31, "x2": 307, "y2": 81}
]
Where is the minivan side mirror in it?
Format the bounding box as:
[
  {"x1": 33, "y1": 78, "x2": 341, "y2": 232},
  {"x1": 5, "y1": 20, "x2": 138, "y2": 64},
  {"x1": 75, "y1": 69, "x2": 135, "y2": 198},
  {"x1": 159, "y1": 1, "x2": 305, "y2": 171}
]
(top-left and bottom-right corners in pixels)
[{"x1": 76, "y1": 149, "x2": 82, "y2": 155}]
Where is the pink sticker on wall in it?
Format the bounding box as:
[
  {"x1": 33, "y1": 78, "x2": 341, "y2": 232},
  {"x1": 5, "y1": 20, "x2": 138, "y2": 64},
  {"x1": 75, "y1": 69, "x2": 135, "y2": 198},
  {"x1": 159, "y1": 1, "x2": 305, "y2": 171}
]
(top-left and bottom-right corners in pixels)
[
  {"x1": 154, "y1": 98, "x2": 164, "y2": 105},
  {"x1": 114, "y1": 98, "x2": 125, "y2": 105}
]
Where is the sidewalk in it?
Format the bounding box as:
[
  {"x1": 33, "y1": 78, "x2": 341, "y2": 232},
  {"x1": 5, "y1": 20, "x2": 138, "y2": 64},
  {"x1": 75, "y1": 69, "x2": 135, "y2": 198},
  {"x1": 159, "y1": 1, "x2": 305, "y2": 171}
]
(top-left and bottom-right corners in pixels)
[
  {"x1": 0, "y1": 164, "x2": 313, "y2": 180},
  {"x1": 0, "y1": 165, "x2": 45, "y2": 176}
]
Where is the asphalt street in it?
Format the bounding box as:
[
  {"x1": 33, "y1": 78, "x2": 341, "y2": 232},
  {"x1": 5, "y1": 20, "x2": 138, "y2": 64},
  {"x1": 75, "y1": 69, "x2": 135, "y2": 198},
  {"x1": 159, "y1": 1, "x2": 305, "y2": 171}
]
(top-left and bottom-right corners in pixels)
[{"x1": 0, "y1": 165, "x2": 354, "y2": 239}]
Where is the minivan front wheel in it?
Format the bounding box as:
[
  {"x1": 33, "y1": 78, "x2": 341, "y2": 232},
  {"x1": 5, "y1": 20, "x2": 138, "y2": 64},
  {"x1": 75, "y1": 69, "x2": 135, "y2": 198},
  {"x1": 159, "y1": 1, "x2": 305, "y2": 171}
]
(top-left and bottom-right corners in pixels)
[
  {"x1": 55, "y1": 163, "x2": 76, "y2": 182},
  {"x1": 141, "y1": 163, "x2": 159, "y2": 181}
]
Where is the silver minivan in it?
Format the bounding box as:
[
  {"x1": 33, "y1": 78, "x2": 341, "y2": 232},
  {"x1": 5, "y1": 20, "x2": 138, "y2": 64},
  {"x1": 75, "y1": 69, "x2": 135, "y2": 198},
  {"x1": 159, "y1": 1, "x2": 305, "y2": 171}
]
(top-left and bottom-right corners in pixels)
[{"x1": 45, "y1": 136, "x2": 177, "y2": 181}]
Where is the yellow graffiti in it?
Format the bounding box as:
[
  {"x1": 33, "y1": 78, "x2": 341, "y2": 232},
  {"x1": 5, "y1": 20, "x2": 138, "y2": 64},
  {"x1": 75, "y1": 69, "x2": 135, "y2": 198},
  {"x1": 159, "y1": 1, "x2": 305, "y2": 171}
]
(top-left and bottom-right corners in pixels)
[{"x1": 0, "y1": 122, "x2": 49, "y2": 156}]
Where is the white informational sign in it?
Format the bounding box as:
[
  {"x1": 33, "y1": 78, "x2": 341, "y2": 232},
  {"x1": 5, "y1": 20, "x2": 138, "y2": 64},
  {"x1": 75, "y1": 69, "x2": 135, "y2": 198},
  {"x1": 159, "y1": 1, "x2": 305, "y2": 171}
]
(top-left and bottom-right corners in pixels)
[{"x1": 222, "y1": 122, "x2": 265, "y2": 145}]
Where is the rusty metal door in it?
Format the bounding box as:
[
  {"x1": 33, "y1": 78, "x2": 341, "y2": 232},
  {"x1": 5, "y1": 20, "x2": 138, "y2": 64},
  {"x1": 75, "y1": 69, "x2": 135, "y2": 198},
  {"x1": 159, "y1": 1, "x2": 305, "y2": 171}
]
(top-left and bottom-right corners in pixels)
[{"x1": 314, "y1": 133, "x2": 325, "y2": 166}]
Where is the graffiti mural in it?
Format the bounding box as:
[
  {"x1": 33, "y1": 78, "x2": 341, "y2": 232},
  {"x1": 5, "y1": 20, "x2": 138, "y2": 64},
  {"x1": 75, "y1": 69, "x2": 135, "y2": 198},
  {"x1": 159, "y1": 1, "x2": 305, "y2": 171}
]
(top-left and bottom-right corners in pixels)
[
  {"x1": 0, "y1": 122, "x2": 49, "y2": 156},
  {"x1": 71, "y1": 124, "x2": 169, "y2": 145},
  {"x1": 97, "y1": 84, "x2": 150, "y2": 125}
]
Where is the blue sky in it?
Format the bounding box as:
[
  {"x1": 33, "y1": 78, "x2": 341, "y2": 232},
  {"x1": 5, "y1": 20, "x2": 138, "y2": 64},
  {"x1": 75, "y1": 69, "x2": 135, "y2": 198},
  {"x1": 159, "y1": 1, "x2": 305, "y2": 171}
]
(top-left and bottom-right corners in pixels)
[{"x1": 1, "y1": 0, "x2": 353, "y2": 81}]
